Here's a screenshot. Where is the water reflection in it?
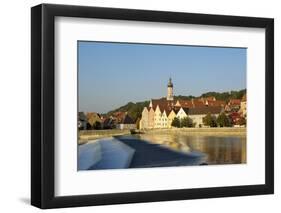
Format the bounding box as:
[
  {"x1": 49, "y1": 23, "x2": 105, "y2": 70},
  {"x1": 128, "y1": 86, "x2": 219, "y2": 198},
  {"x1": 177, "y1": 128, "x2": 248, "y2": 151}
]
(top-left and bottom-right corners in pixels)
[{"x1": 134, "y1": 133, "x2": 246, "y2": 165}]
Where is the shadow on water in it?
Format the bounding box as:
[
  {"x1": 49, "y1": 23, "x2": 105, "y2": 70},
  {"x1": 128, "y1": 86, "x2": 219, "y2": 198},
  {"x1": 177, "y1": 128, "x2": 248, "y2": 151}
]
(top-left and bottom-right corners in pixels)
[
  {"x1": 115, "y1": 135, "x2": 206, "y2": 168},
  {"x1": 131, "y1": 133, "x2": 246, "y2": 165},
  {"x1": 79, "y1": 133, "x2": 246, "y2": 170}
]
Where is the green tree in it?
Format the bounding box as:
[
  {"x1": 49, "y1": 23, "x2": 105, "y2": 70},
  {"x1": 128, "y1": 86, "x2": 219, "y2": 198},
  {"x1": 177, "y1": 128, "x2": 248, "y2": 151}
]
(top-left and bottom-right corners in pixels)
[
  {"x1": 216, "y1": 112, "x2": 231, "y2": 127},
  {"x1": 238, "y1": 117, "x2": 246, "y2": 126},
  {"x1": 181, "y1": 117, "x2": 194, "y2": 128},
  {"x1": 171, "y1": 117, "x2": 181, "y2": 128},
  {"x1": 135, "y1": 117, "x2": 141, "y2": 129},
  {"x1": 86, "y1": 123, "x2": 92, "y2": 130},
  {"x1": 93, "y1": 121, "x2": 101, "y2": 130},
  {"x1": 203, "y1": 113, "x2": 217, "y2": 127}
]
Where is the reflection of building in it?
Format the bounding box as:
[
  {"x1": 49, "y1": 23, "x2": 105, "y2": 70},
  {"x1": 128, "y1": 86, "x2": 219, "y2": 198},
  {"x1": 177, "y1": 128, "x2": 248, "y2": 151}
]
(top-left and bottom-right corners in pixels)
[{"x1": 139, "y1": 78, "x2": 225, "y2": 129}]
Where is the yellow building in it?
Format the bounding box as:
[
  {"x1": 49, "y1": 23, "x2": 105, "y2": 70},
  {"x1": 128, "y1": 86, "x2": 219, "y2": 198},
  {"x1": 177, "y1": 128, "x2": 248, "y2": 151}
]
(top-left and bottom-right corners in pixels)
[
  {"x1": 139, "y1": 78, "x2": 225, "y2": 129},
  {"x1": 167, "y1": 110, "x2": 177, "y2": 128}
]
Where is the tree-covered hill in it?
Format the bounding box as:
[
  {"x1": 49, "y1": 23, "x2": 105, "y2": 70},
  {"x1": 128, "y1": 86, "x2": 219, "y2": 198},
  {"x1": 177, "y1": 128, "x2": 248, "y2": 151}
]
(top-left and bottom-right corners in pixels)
[
  {"x1": 105, "y1": 89, "x2": 246, "y2": 121},
  {"x1": 200, "y1": 89, "x2": 246, "y2": 102},
  {"x1": 107, "y1": 101, "x2": 150, "y2": 121}
]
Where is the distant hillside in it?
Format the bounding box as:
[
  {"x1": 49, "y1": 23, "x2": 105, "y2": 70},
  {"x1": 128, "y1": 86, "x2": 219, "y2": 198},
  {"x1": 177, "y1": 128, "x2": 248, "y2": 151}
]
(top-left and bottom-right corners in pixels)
[
  {"x1": 164, "y1": 89, "x2": 246, "y2": 102},
  {"x1": 200, "y1": 89, "x2": 246, "y2": 102},
  {"x1": 106, "y1": 89, "x2": 246, "y2": 121},
  {"x1": 107, "y1": 101, "x2": 150, "y2": 121}
]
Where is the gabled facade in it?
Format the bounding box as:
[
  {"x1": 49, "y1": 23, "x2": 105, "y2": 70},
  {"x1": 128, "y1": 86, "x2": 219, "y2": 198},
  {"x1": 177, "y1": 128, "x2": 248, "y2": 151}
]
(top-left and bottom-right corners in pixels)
[
  {"x1": 154, "y1": 105, "x2": 162, "y2": 128},
  {"x1": 167, "y1": 110, "x2": 177, "y2": 128},
  {"x1": 86, "y1": 112, "x2": 102, "y2": 127},
  {"x1": 148, "y1": 107, "x2": 155, "y2": 129},
  {"x1": 176, "y1": 107, "x2": 188, "y2": 120},
  {"x1": 139, "y1": 78, "x2": 245, "y2": 129},
  {"x1": 161, "y1": 110, "x2": 168, "y2": 128},
  {"x1": 140, "y1": 107, "x2": 149, "y2": 129}
]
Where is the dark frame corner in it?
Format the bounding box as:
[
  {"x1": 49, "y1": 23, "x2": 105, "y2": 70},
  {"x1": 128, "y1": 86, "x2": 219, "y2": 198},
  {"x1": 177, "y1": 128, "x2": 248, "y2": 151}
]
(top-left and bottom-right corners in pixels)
[{"x1": 31, "y1": 3, "x2": 274, "y2": 209}]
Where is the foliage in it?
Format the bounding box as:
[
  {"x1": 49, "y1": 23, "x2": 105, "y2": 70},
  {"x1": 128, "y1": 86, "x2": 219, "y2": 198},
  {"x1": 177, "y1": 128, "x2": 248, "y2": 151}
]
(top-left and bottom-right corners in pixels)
[
  {"x1": 107, "y1": 101, "x2": 150, "y2": 121},
  {"x1": 174, "y1": 95, "x2": 196, "y2": 100},
  {"x1": 216, "y1": 113, "x2": 231, "y2": 127},
  {"x1": 93, "y1": 121, "x2": 102, "y2": 130},
  {"x1": 105, "y1": 89, "x2": 246, "y2": 122},
  {"x1": 181, "y1": 117, "x2": 194, "y2": 127},
  {"x1": 169, "y1": 89, "x2": 246, "y2": 102},
  {"x1": 135, "y1": 117, "x2": 141, "y2": 129},
  {"x1": 203, "y1": 113, "x2": 217, "y2": 127},
  {"x1": 171, "y1": 117, "x2": 181, "y2": 128},
  {"x1": 201, "y1": 89, "x2": 246, "y2": 102},
  {"x1": 86, "y1": 123, "x2": 92, "y2": 130},
  {"x1": 238, "y1": 117, "x2": 246, "y2": 126}
]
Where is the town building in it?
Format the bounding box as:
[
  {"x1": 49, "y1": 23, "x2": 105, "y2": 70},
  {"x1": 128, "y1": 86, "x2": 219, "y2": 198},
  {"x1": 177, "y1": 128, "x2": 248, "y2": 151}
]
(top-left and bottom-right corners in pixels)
[
  {"x1": 117, "y1": 113, "x2": 136, "y2": 130},
  {"x1": 78, "y1": 112, "x2": 87, "y2": 130},
  {"x1": 139, "y1": 78, "x2": 228, "y2": 129},
  {"x1": 86, "y1": 112, "x2": 102, "y2": 129},
  {"x1": 239, "y1": 94, "x2": 247, "y2": 117},
  {"x1": 225, "y1": 99, "x2": 241, "y2": 112},
  {"x1": 188, "y1": 106, "x2": 222, "y2": 127},
  {"x1": 167, "y1": 77, "x2": 174, "y2": 101}
]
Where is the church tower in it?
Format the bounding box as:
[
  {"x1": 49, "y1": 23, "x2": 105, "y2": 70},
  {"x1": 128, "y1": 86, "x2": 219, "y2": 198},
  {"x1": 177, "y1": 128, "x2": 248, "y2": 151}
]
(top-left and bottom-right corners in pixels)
[{"x1": 167, "y1": 77, "x2": 174, "y2": 101}]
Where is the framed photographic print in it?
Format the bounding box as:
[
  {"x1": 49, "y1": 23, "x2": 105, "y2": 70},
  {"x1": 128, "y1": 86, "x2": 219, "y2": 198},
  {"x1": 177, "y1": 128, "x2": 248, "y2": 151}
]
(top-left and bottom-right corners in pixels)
[{"x1": 31, "y1": 3, "x2": 274, "y2": 209}]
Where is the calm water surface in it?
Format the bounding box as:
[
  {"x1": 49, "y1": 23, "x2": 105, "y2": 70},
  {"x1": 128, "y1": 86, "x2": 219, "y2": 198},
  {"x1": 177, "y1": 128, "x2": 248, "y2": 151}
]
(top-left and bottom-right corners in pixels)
[{"x1": 133, "y1": 133, "x2": 246, "y2": 165}]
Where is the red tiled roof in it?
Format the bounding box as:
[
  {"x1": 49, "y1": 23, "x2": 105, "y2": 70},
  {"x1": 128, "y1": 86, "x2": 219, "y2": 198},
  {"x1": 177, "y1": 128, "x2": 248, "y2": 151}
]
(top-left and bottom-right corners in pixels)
[
  {"x1": 192, "y1": 99, "x2": 206, "y2": 108},
  {"x1": 150, "y1": 97, "x2": 224, "y2": 115},
  {"x1": 151, "y1": 99, "x2": 175, "y2": 112},
  {"x1": 178, "y1": 100, "x2": 193, "y2": 108},
  {"x1": 188, "y1": 106, "x2": 223, "y2": 115},
  {"x1": 229, "y1": 99, "x2": 241, "y2": 105},
  {"x1": 207, "y1": 100, "x2": 226, "y2": 107},
  {"x1": 205, "y1": 96, "x2": 216, "y2": 101},
  {"x1": 112, "y1": 111, "x2": 126, "y2": 122},
  {"x1": 199, "y1": 96, "x2": 216, "y2": 102}
]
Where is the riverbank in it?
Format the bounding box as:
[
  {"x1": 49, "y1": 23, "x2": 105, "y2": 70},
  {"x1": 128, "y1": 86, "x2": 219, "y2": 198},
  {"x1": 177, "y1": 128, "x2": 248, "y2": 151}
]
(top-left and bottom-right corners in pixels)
[
  {"x1": 79, "y1": 129, "x2": 130, "y2": 145},
  {"x1": 143, "y1": 127, "x2": 246, "y2": 136},
  {"x1": 79, "y1": 127, "x2": 246, "y2": 144}
]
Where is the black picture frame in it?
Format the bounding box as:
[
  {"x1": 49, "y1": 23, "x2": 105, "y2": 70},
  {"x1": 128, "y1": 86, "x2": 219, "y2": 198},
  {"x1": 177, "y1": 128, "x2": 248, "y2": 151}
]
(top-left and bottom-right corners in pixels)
[{"x1": 31, "y1": 3, "x2": 274, "y2": 209}]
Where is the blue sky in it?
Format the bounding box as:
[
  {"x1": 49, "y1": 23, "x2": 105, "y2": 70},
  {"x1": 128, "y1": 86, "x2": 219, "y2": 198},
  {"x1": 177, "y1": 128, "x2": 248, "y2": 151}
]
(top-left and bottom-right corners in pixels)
[{"x1": 78, "y1": 41, "x2": 246, "y2": 113}]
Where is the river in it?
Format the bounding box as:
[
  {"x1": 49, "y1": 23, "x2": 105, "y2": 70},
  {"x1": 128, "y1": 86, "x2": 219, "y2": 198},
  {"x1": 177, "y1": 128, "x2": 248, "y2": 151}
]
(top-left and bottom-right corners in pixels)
[{"x1": 131, "y1": 133, "x2": 246, "y2": 165}]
